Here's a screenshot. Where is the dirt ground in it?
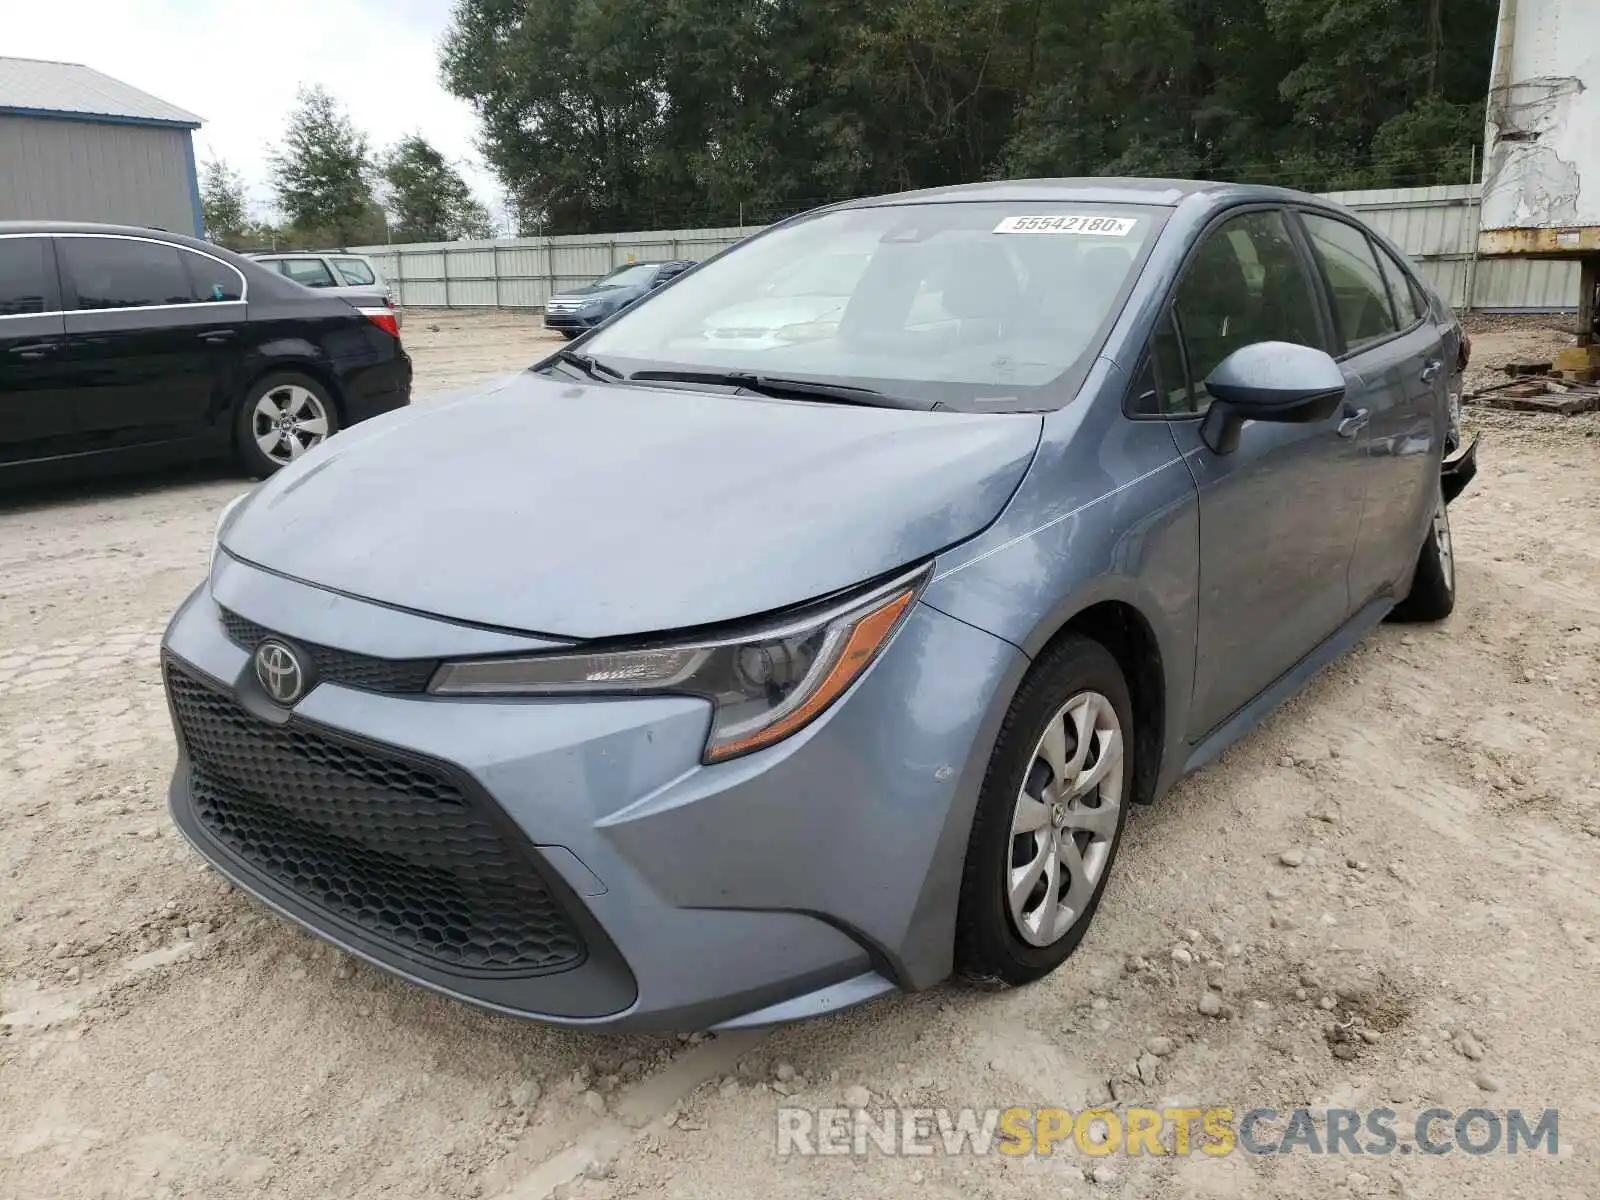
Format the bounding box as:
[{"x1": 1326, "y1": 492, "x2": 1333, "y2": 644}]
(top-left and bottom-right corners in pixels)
[{"x1": 2, "y1": 312, "x2": 1597, "y2": 1200}]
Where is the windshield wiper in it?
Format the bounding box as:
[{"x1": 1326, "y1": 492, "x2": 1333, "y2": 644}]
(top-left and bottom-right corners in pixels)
[
  {"x1": 627, "y1": 369, "x2": 934, "y2": 410},
  {"x1": 551, "y1": 349, "x2": 625, "y2": 382}
]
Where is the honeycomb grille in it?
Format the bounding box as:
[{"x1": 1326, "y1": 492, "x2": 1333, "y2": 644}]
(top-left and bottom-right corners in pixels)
[
  {"x1": 219, "y1": 608, "x2": 438, "y2": 695},
  {"x1": 167, "y1": 663, "x2": 585, "y2": 975}
]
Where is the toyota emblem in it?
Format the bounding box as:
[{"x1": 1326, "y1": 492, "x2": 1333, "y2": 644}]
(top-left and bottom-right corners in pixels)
[{"x1": 254, "y1": 640, "x2": 306, "y2": 705}]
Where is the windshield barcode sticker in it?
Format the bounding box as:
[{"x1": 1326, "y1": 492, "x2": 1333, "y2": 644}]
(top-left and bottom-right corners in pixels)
[{"x1": 993, "y1": 215, "x2": 1137, "y2": 236}]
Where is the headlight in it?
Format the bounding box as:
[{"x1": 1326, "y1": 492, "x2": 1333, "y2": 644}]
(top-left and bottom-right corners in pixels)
[
  {"x1": 429, "y1": 565, "x2": 929, "y2": 762},
  {"x1": 579, "y1": 298, "x2": 606, "y2": 313},
  {"x1": 209, "y1": 491, "x2": 252, "y2": 577}
]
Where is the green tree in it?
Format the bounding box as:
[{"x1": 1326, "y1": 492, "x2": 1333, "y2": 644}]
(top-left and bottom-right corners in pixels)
[
  {"x1": 1262, "y1": 0, "x2": 1497, "y2": 187},
  {"x1": 441, "y1": 0, "x2": 1501, "y2": 234},
  {"x1": 270, "y1": 85, "x2": 375, "y2": 246},
  {"x1": 199, "y1": 158, "x2": 249, "y2": 247},
  {"x1": 381, "y1": 135, "x2": 493, "y2": 242},
  {"x1": 442, "y1": 0, "x2": 665, "y2": 233}
]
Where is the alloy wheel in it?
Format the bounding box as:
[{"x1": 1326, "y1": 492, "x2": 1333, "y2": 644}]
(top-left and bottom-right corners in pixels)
[
  {"x1": 1006, "y1": 690, "x2": 1125, "y2": 947},
  {"x1": 252, "y1": 385, "x2": 331, "y2": 465}
]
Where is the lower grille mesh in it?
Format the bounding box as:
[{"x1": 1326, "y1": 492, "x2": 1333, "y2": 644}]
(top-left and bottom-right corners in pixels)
[{"x1": 166, "y1": 663, "x2": 585, "y2": 975}]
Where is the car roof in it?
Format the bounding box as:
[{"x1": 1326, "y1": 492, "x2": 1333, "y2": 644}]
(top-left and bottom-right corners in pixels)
[
  {"x1": 0, "y1": 220, "x2": 279, "y2": 267},
  {"x1": 833, "y1": 177, "x2": 1320, "y2": 210},
  {"x1": 249, "y1": 251, "x2": 370, "y2": 259},
  {"x1": 0, "y1": 219, "x2": 213, "y2": 242},
  {"x1": 0, "y1": 220, "x2": 348, "y2": 302}
]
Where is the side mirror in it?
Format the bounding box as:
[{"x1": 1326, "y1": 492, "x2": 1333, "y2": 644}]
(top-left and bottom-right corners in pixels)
[{"x1": 1200, "y1": 341, "x2": 1346, "y2": 454}]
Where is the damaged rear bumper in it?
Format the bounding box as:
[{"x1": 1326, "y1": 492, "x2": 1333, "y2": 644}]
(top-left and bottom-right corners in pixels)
[{"x1": 1442, "y1": 433, "x2": 1479, "y2": 504}]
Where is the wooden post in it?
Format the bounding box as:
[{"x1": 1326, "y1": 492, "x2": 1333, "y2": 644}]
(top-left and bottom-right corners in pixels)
[{"x1": 1579, "y1": 257, "x2": 1598, "y2": 346}]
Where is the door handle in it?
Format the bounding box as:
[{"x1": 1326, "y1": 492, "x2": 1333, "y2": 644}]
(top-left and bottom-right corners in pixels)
[
  {"x1": 1420, "y1": 360, "x2": 1443, "y2": 384},
  {"x1": 8, "y1": 342, "x2": 58, "y2": 360},
  {"x1": 198, "y1": 330, "x2": 238, "y2": 345},
  {"x1": 1337, "y1": 408, "x2": 1370, "y2": 438}
]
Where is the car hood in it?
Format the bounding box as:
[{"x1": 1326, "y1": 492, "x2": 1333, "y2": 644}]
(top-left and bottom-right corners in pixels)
[
  {"x1": 551, "y1": 283, "x2": 632, "y2": 301},
  {"x1": 221, "y1": 372, "x2": 1042, "y2": 639}
]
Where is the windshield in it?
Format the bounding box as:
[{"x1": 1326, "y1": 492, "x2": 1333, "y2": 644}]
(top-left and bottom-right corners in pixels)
[
  {"x1": 592, "y1": 263, "x2": 660, "y2": 288},
  {"x1": 581, "y1": 201, "x2": 1163, "y2": 409}
]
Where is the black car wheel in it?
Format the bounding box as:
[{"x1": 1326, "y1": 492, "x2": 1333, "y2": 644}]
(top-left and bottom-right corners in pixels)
[
  {"x1": 235, "y1": 372, "x2": 340, "y2": 478},
  {"x1": 1388, "y1": 488, "x2": 1456, "y2": 623},
  {"x1": 955, "y1": 634, "x2": 1133, "y2": 985}
]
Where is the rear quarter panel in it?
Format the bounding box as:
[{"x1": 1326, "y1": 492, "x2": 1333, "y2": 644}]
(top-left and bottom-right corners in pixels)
[{"x1": 241, "y1": 298, "x2": 409, "y2": 422}]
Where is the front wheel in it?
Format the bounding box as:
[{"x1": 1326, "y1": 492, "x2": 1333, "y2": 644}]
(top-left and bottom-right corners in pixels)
[
  {"x1": 955, "y1": 635, "x2": 1133, "y2": 985},
  {"x1": 234, "y1": 373, "x2": 340, "y2": 478},
  {"x1": 1388, "y1": 491, "x2": 1455, "y2": 622}
]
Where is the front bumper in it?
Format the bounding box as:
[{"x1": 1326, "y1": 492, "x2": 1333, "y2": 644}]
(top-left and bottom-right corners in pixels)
[
  {"x1": 161, "y1": 556, "x2": 1024, "y2": 1030},
  {"x1": 542, "y1": 311, "x2": 601, "y2": 332},
  {"x1": 1442, "y1": 433, "x2": 1479, "y2": 504}
]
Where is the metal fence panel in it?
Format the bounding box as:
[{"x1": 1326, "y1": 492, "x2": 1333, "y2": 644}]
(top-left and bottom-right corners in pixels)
[{"x1": 351, "y1": 188, "x2": 1578, "y2": 314}]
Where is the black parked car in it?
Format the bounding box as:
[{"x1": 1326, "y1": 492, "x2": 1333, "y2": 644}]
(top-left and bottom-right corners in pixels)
[
  {"x1": 542, "y1": 259, "x2": 697, "y2": 338},
  {"x1": 0, "y1": 222, "x2": 412, "y2": 483}
]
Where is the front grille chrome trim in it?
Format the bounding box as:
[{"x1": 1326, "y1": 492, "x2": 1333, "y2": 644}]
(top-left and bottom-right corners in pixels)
[{"x1": 219, "y1": 607, "x2": 439, "y2": 696}]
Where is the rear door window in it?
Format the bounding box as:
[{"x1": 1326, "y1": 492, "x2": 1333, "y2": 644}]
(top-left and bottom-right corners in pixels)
[
  {"x1": 1373, "y1": 244, "x2": 1421, "y2": 327},
  {"x1": 276, "y1": 258, "x2": 339, "y2": 288},
  {"x1": 181, "y1": 249, "x2": 244, "y2": 303},
  {"x1": 59, "y1": 237, "x2": 192, "y2": 310},
  {"x1": 332, "y1": 257, "x2": 376, "y2": 286},
  {"x1": 1300, "y1": 214, "x2": 1399, "y2": 353},
  {"x1": 0, "y1": 237, "x2": 54, "y2": 316}
]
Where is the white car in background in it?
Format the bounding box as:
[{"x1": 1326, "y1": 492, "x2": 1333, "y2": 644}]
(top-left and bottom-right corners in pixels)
[{"x1": 248, "y1": 251, "x2": 401, "y2": 326}]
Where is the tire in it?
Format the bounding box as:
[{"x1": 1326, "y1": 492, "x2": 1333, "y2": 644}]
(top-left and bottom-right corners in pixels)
[
  {"x1": 234, "y1": 372, "x2": 340, "y2": 478},
  {"x1": 1388, "y1": 489, "x2": 1455, "y2": 623},
  {"x1": 955, "y1": 634, "x2": 1134, "y2": 986},
  {"x1": 559, "y1": 329, "x2": 581, "y2": 341}
]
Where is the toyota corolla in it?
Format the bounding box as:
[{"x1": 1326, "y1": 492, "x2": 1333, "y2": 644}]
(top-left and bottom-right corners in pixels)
[{"x1": 162, "y1": 179, "x2": 1477, "y2": 1030}]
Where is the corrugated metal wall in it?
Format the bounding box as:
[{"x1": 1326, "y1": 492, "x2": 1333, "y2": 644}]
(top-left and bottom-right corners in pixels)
[
  {"x1": 353, "y1": 186, "x2": 1579, "y2": 313},
  {"x1": 1321, "y1": 183, "x2": 1577, "y2": 311},
  {"x1": 0, "y1": 116, "x2": 197, "y2": 233},
  {"x1": 353, "y1": 227, "x2": 751, "y2": 310}
]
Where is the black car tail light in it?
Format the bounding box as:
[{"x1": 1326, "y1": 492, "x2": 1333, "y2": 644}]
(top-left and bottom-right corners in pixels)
[{"x1": 357, "y1": 306, "x2": 400, "y2": 339}]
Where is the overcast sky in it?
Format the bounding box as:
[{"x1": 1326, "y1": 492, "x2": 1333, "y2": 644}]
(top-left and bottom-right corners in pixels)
[{"x1": 7, "y1": 0, "x2": 500, "y2": 221}]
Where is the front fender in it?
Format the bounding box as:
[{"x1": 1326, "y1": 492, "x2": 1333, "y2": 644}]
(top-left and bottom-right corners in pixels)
[{"x1": 920, "y1": 374, "x2": 1201, "y2": 807}]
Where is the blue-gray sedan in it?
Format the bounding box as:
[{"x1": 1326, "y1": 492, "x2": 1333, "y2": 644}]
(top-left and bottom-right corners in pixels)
[{"x1": 162, "y1": 178, "x2": 1478, "y2": 1031}]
